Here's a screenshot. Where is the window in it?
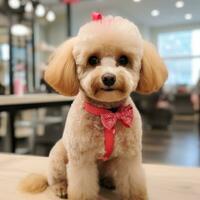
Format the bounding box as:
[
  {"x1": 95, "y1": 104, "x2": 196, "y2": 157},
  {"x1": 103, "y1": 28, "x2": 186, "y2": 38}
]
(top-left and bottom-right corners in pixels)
[
  {"x1": 158, "y1": 29, "x2": 200, "y2": 86},
  {"x1": 0, "y1": 44, "x2": 9, "y2": 61}
]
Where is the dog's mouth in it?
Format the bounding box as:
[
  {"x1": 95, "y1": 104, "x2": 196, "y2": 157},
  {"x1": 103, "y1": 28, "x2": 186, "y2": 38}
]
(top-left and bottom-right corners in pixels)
[
  {"x1": 100, "y1": 88, "x2": 115, "y2": 92},
  {"x1": 88, "y1": 84, "x2": 129, "y2": 103},
  {"x1": 96, "y1": 87, "x2": 126, "y2": 95}
]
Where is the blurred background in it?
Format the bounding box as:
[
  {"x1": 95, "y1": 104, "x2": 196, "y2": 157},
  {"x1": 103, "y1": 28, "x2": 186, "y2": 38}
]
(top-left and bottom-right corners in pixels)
[{"x1": 0, "y1": 0, "x2": 199, "y2": 167}]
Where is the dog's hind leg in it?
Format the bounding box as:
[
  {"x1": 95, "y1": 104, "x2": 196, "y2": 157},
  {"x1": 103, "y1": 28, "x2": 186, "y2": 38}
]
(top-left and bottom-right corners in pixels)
[{"x1": 48, "y1": 139, "x2": 68, "y2": 198}]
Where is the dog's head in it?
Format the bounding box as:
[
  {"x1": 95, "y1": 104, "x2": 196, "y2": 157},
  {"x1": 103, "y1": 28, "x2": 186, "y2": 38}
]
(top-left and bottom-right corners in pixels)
[{"x1": 44, "y1": 16, "x2": 168, "y2": 102}]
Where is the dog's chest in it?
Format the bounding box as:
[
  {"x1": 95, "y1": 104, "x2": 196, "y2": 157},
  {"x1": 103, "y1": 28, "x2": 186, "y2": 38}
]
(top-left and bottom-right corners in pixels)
[{"x1": 85, "y1": 114, "x2": 137, "y2": 158}]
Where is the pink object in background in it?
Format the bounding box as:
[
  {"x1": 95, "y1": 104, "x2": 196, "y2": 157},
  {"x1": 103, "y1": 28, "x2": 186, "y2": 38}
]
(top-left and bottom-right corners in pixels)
[
  {"x1": 191, "y1": 93, "x2": 199, "y2": 111},
  {"x1": 14, "y1": 79, "x2": 24, "y2": 96},
  {"x1": 62, "y1": 0, "x2": 80, "y2": 4}
]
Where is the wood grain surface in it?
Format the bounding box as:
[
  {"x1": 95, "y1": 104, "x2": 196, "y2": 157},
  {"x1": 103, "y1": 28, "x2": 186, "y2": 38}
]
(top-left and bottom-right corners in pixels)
[
  {"x1": 0, "y1": 94, "x2": 74, "y2": 106},
  {"x1": 0, "y1": 154, "x2": 199, "y2": 200}
]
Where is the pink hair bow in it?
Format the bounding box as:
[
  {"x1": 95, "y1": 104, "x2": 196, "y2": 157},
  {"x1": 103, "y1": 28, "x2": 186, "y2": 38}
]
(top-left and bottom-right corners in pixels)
[{"x1": 91, "y1": 12, "x2": 103, "y2": 21}]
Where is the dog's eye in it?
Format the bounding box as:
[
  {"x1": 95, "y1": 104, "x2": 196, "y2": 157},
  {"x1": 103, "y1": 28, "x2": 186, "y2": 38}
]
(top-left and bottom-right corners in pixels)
[
  {"x1": 117, "y1": 55, "x2": 129, "y2": 66},
  {"x1": 88, "y1": 56, "x2": 100, "y2": 66}
]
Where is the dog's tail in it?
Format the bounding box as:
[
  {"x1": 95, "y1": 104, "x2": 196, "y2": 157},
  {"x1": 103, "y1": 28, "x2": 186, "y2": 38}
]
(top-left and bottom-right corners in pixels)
[{"x1": 19, "y1": 174, "x2": 48, "y2": 193}]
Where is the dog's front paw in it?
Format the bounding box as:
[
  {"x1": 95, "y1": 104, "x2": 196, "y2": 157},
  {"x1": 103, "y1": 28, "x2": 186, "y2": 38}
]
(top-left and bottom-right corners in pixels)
[{"x1": 51, "y1": 181, "x2": 68, "y2": 199}]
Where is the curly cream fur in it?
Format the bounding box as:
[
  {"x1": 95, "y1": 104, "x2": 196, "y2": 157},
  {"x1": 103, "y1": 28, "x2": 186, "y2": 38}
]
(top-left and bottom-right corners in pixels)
[
  {"x1": 19, "y1": 174, "x2": 48, "y2": 193},
  {"x1": 20, "y1": 15, "x2": 167, "y2": 200}
]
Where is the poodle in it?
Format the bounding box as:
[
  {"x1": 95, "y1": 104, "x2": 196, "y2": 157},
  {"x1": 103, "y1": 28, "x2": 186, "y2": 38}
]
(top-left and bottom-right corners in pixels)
[{"x1": 20, "y1": 14, "x2": 168, "y2": 200}]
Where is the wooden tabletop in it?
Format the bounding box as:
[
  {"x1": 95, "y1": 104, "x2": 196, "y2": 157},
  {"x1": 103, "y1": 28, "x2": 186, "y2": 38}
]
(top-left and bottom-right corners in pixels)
[
  {"x1": 0, "y1": 94, "x2": 74, "y2": 106},
  {"x1": 0, "y1": 154, "x2": 200, "y2": 200}
]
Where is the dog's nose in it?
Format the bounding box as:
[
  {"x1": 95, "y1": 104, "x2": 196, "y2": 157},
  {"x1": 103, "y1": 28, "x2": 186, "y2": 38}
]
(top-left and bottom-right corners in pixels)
[{"x1": 102, "y1": 73, "x2": 116, "y2": 87}]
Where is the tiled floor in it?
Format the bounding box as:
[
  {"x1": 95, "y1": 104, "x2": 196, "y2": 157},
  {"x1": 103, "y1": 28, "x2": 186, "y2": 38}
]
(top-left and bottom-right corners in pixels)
[{"x1": 142, "y1": 116, "x2": 199, "y2": 166}]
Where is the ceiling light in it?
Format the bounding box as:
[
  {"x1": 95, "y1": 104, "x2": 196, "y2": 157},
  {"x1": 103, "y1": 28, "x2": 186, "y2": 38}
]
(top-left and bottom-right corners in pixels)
[
  {"x1": 46, "y1": 11, "x2": 56, "y2": 22},
  {"x1": 11, "y1": 24, "x2": 31, "y2": 37},
  {"x1": 151, "y1": 9, "x2": 160, "y2": 17},
  {"x1": 133, "y1": 0, "x2": 141, "y2": 2},
  {"x1": 8, "y1": 0, "x2": 20, "y2": 9},
  {"x1": 25, "y1": 1, "x2": 33, "y2": 13},
  {"x1": 175, "y1": 1, "x2": 184, "y2": 8},
  {"x1": 185, "y1": 13, "x2": 192, "y2": 20},
  {"x1": 35, "y1": 4, "x2": 46, "y2": 17}
]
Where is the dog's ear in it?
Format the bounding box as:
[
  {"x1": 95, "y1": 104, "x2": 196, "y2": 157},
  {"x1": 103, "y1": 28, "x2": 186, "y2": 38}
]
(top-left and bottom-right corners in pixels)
[
  {"x1": 136, "y1": 40, "x2": 168, "y2": 94},
  {"x1": 44, "y1": 37, "x2": 79, "y2": 96}
]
